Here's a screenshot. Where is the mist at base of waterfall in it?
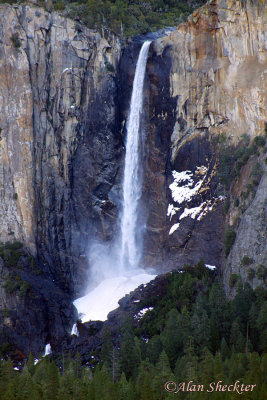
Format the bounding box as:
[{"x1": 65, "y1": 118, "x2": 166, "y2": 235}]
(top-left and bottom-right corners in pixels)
[{"x1": 73, "y1": 241, "x2": 156, "y2": 322}]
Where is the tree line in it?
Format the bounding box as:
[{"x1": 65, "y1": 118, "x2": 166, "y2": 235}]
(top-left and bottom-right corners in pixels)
[{"x1": 0, "y1": 263, "x2": 266, "y2": 399}]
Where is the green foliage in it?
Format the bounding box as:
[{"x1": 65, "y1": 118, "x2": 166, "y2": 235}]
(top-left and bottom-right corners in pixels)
[
  {"x1": 63, "y1": 0, "x2": 206, "y2": 38},
  {"x1": 224, "y1": 226, "x2": 236, "y2": 256},
  {"x1": 13, "y1": 193, "x2": 18, "y2": 200},
  {"x1": 247, "y1": 268, "x2": 256, "y2": 280},
  {"x1": 10, "y1": 32, "x2": 21, "y2": 49},
  {"x1": 0, "y1": 266, "x2": 267, "y2": 398},
  {"x1": 241, "y1": 255, "x2": 253, "y2": 266},
  {"x1": 0, "y1": 241, "x2": 23, "y2": 267},
  {"x1": 3, "y1": 274, "x2": 31, "y2": 296},
  {"x1": 1, "y1": 308, "x2": 11, "y2": 317},
  {"x1": 3, "y1": 277, "x2": 20, "y2": 294},
  {"x1": 234, "y1": 198, "x2": 239, "y2": 207},
  {"x1": 105, "y1": 61, "x2": 115, "y2": 74},
  {"x1": 253, "y1": 135, "x2": 266, "y2": 147},
  {"x1": 229, "y1": 273, "x2": 239, "y2": 288},
  {"x1": 257, "y1": 264, "x2": 267, "y2": 281},
  {"x1": 223, "y1": 198, "x2": 230, "y2": 214},
  {"x1": 54, "y1": 1, "x2": 65, "y2": 11},
  {"x1": 217, "y1": 132, "x2": 259, "y2": 189}
]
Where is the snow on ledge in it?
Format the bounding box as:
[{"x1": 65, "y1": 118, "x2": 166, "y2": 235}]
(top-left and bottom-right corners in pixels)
[
  {"x1": 43, "y1": 343, "x2": 52, "y2": 357},
  {"x1": 73, "y1": 273, "x2": 156, "y2": 322},
  {"x1": 169, "y1": 223, "x2": 180, "y2": 235},
  {"x1": 169, "y1": 169, "x2": 205, "y2": 205},
  {"x1": 205, "y1": 264, "x2": 216, "y2": 270},
  {"x1": 134, "y1": 307, "x2": 154, "y2": 319}
]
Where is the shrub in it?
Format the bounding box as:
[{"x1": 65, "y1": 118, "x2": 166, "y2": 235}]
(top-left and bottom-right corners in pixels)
[
  {"x1": 10, "y1": 32, "x2": 21, "y2": 49},
  {"x1": 234, "y1": 199, "x2": 239, "y2": 207},
  {"x1": 19, "y1": 281, "x2": 31, "y2": 297},
  {"x1": 1, "y1": 308, "x2": 11, "y2": 317},
  {"x1": 257, "y1": 265, "x2": 267, "y2": 281},
  {"x1": 5, "y1": 241, "x2": 23, "y2": 251},
  {"x1": 247, "y1": 268, "x2": 255, "y2": 280},
  {"x1": 3, "y1": 278, "x2": 20, "y2": 294},
  {"x1": 229, "y1": 273, "x2": 239, "y2": 288},
  {"x1": 241, "y1": 255, "x2": 253, "y2": 265},
  {"x1": 13, "y1": 193, "x2": 18, "y2": 200},
  {"x1": 105, "y1": 62, "x2": 115, "y2": 74},
  {"x1": 54, "y1": 1, "x2": 65, "y2": 11},
  {"x1": 0, "y1": 343, "x2": 12, "y2": 356},
  {"x1": 223, "y1": 199, "x2": 230, "y2": 214},
  {"x1": 224, "y1": 226, "x2": 236, "y2": 256},
  {"x1": 253, "y1": 135, "x2": 266, "y2": 148}
]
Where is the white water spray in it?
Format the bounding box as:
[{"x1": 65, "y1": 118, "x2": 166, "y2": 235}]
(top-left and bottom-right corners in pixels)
[{"x1": 120, "y1": 40, "x2": 151, "y2": 269}]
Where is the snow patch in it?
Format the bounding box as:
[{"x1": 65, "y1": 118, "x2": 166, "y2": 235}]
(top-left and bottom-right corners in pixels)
[
  {"x1": 134, "y1": 307, "x2": 154, "y2": 319},
  {"x1": 168, "y1": 167, "x2": 224, "y2": 235},
  {"x1": 169, "y1": 170, "x2": 204, "y2": 204},
  {"x1": 71, "y1": 323, "x2": 79, "y2": 336},
  {"x1": 179, "y1": 205, "x2": 205, "y2": 221},
  {"x1": 73, "y1": 273, "x2": 156, "y2": 322},
  {"x1": 169, "y1": 223, "x2": 180, "y2": 235},
  {"x1": 167, "y1": 204, "x2": 180, "y2": 220},
  {"x1": 62, "y1": 67, "x2": 72, "y2": 74},
  {"x1": 43, "y1": 344, "x2": 52, "y2": 357},
  {"x1": 205, "y1": 264, "x2": 216, "y2": 270}
]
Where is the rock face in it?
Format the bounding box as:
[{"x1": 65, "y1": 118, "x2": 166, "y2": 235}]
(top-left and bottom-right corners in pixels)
[
  {"x1": 139, "y1": 0, "x2": 266, "y2": 275},
  {"x1": 0, "y1": 0, "x2": 266, "y2": 356},
  {"x1": 0, "y1": 4, "x2": 122, "y2": 291},
  {"x1": 0, "y1": 4, "x2": 122, "y2": 355}
]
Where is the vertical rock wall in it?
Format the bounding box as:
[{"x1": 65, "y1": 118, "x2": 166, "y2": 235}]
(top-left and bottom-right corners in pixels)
[
  {"x1": 141, "y1": 0, "x2": 266, "y2": 274},
  {"x1": 0, "y1": 4, "x2": 122, "y2": 292}
]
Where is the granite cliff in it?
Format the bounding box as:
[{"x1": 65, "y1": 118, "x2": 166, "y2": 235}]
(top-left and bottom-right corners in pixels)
[{"x1": 0, "y1": 0, "x2": 266, "y2": 357}]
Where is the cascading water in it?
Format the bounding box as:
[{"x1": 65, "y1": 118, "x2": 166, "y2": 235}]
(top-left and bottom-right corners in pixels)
[
  {"x1": 120, "y1": 40, "x2": 151, "y2": 270},
  {"x1": 73, "y1": 41, "x2": 156, "y2": 323}
]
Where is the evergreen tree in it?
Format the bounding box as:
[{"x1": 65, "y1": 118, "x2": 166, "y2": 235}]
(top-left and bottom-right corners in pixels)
[
  {"x1": 146, "y1": 335, "x2": 162, "y2": 365},
  {"x1": 119, "y1": 319, "x2": 141, "y2": 380},
  {"x1": 45, "y1": 361, "x2": 60, "y2": 400},
  {"x1": 256, "y1": 301, "x2": 267, "y2": 352},
  {"x1": 153, "y1": 351, "x2": 173, "y2": 400},
  {"x1": 136, "y1": 360, "x2": 154, "y2": 400},
  {"x1": 198, "y1": 347, "x2": 214, "y2": 384},
  {"x1": 220, "y1": 338, "x2": 230, "y2": 361},
  {"x1": 161, "y1": 307, "x2": 190, "y2": 368}
]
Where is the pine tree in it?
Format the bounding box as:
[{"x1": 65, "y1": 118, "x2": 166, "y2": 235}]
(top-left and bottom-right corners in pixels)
[
  {"x1": 45, "y1": 361, "x2": 60, "y2": 400},
  {"x1": 256, "y1": 301, "x2": 267, "y2": 352},
  {"x1": 136, "y1": 360, "x2": 154, "y2": 400},
  {"x1": 146, "y1": 335, "x2": 162, "y2": 365},
  {"x1": 161, "y1": 308, "x2": 189, "y2": 368},
  {"x1": 220, "y1": 338, "x2": 230, "y2": 361},
  {"x1": 198, "y1": 347, "x2": 214, "y2": 384},
  {"x1": 153, "y1": 351, "x2": 173, "y2": 400},
  {"x1": 119, "y1": 320, "x2": 141, "y2": 380}
]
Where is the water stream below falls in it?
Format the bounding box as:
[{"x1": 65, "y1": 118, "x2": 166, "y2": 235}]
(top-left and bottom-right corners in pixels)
[{"x1": 73, "y1": 41, "x2": 156, "y2": 324}]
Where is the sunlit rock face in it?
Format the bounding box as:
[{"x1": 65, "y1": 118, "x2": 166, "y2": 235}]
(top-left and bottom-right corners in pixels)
[
  {"x1": 0, "y1": 4, "x2": 122, "y2": 356},
  {"x1": 140, "y1": 0, "x2": 266, "y2": 273},
  {"x1": 0, "y1": 4, "x2": 122, "y2": 292}
]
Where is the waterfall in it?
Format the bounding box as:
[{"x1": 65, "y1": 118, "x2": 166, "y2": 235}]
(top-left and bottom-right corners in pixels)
[
  {"x1": 119, "y1": 40, "x2": 151, "y2": 270},
  {"x1": 73, "y1": 41, "x2": 156, "y2": 323}
]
